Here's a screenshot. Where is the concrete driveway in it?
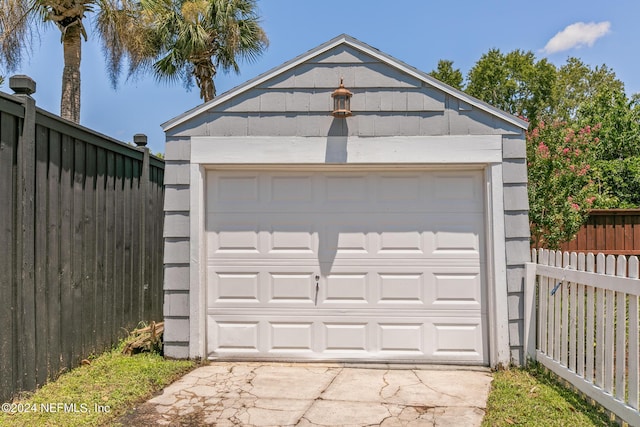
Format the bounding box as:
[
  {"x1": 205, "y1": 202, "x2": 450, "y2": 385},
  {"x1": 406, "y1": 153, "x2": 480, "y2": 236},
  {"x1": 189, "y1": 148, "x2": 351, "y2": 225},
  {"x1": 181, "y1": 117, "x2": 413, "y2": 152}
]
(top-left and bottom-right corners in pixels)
[{"x1": 118, "y1": 362, "x2": 493, "y2": 426}]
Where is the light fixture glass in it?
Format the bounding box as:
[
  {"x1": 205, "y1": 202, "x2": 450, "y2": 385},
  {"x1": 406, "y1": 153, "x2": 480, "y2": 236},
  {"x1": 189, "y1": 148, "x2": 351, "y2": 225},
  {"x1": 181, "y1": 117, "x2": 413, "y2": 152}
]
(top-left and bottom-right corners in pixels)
[{"x1": 331, "y1": 78, "x2": 352, "y2": 117}]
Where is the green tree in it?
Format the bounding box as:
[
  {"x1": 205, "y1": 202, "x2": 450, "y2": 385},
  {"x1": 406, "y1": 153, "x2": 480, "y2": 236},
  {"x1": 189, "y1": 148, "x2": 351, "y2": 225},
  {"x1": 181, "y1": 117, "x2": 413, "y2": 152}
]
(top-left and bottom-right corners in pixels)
[
  {"x1": 0, "y1": 0, "x2": 144, "y2": 122},
  {"x1": 551, "y1": 58, "x2": 624, "y2": 123},
  {"x1": 574, "y1": 87, "x2": 640, "y2": 207},
  {"x1": 429, "y1": 59, "x2": 463, "y2": 90},
  {"x1": 576, "y1": 87, "x2": 640, "y2": 160},
  {"x1": 593, "y1": 157, "x2": 640, "y2": 208},
  {"x1": 138, "y1": 0, "x2": 268, "y2": 102},
  {"x1": 0, "y1": 0, "x2": 29, "y2": 75},
  {"x1": 465, "y1": 49, "x2": 556, "y2": 124},
  {"x1": 527, "y1": 121, "x2": 605, "y2": 249}
]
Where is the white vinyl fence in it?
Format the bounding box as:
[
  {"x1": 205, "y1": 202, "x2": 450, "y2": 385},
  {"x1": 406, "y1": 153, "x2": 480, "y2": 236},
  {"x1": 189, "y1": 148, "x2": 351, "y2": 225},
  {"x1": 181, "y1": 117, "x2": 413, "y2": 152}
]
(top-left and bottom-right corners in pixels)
[{"x1": 525, "y1": 249, "x2": 640, "y2": 426}]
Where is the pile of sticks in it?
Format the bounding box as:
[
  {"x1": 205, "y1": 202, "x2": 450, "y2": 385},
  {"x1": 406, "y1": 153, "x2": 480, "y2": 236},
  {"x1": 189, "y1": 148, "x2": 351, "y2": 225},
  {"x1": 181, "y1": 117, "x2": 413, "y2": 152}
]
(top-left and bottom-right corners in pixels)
[{"x1": 122, "y1": 321, "x2": 164, "y2": 355}]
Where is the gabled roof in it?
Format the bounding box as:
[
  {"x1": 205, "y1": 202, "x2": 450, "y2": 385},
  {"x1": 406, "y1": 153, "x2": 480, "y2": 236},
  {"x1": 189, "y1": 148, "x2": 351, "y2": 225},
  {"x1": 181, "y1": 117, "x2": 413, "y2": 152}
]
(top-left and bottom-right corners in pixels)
[{"x1": 162, "y1": 34, "x2": 529, "y2": 132}]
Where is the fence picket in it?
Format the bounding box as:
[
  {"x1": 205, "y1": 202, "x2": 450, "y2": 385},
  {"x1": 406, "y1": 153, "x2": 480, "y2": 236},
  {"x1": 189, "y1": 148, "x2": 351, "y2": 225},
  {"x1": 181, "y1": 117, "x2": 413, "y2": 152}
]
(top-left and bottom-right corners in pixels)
[
  {"x1": 577, "y1": 253, "x2": 586, "y2": 376},
  {"x1": 569, "y1": 252, "x2": 578, "y2": 372},
  {"x1": 604, "y1": 255, "x2": 616, "y2": 394},
  {"x1": 595, "y1": 253, "x2": 606, "y2": 388},
  {"x1": 561, "y1": 252, "x2": 570, "y2": 367},
  {"x1": 554, "y1": 251, "x2": 563, "y2": 362},
  {"x1": 540, "y1": 249, "x2": 549, "y2": 355},
  {"x1": 629, "y1": 256, "x2": 639, "y2": 410},
  {"x1": 615, "y1": 256, "x2": 627, "y2": 402},
  {"x1": 585, "y1": 253, "x2": 595, "y2": 383},
  {"x1": 0, "y1": 111, "x2": 17, "y2": 403},
  {"x1": 548, "y1": 250, "x2": 556, "y2": 356}
]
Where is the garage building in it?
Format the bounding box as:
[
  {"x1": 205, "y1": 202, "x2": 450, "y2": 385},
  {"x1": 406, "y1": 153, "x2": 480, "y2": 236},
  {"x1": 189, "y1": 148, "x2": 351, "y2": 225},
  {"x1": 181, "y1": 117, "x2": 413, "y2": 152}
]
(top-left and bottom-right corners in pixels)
[{"x1": 161, "y1": 34, "x2": 530, "y2": 367}]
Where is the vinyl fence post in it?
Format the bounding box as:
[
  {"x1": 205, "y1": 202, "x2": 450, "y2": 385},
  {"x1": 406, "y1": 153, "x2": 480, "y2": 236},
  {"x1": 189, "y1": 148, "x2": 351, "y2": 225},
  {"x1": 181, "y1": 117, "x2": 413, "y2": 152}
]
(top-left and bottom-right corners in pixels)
[
  {"x1": 134, "y1": 134, "x2": 149, "y2": 320},
  {"x1": 10, "y1": 75, "x2": 37, "y2": 391},
  {"x1": 524, "y1": 262, "x2": 538, "y2": 362}
]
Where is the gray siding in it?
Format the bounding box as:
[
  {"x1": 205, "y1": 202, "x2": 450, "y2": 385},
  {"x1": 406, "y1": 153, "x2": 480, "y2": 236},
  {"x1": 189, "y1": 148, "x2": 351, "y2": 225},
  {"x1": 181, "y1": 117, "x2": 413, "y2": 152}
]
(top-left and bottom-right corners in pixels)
[
  {"x1": 501, "y1": 134, "x2": 530, "y2": 365},
  {"x1": 168, "y1": 45, "x2": 521, "y2": 139},
  {"x1": 162, "y1": 137, "x2": 191, "y2": 358},
  {"x1": 169, "y1": 102, "x2": 521, "y2": 139}
]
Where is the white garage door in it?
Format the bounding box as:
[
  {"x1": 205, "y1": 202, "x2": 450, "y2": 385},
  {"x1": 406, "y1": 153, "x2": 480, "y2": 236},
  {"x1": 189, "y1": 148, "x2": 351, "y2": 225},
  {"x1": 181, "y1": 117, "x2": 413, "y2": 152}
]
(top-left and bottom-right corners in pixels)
[{"x1": 205, "y1": 169, "x2": 488, "y2": 364}]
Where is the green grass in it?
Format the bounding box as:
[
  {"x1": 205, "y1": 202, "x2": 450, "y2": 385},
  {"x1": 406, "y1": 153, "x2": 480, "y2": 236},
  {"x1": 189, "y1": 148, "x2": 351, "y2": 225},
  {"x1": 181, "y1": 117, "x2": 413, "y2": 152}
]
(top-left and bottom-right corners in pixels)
[
  {"x1": 1, "y1": 348, "x2": 623, "y2": 427},
  {"x1": 0, "y1": 344, "x2": 195, "y2": 427},
  {"x1": 482, "y1": 363, "x2": 617, "y2": 427}
]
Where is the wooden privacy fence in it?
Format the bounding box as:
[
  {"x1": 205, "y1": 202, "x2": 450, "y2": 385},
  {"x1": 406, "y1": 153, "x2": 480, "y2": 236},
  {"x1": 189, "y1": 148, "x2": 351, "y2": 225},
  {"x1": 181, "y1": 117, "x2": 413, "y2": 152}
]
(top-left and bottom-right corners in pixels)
[
  {"x1": 559, "y1": 209, "x2": 640, "y2": 256},
  {"x1": 525, "y1": 249, "x2": 640, "y2": 426},
  {"x1": 0, "y1": 77, "x2": 165, "y2": 402}
]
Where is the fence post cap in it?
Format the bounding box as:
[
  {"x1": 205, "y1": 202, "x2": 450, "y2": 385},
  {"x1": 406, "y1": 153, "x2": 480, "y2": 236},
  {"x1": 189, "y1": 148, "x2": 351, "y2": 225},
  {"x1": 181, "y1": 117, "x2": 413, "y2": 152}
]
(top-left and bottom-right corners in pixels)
[
  {"x1": 133, "y1": 134, "x2": 148, "y2": 147},
  {"x1": 9, "y1": 75, "x2": 36, "y2": 96}
]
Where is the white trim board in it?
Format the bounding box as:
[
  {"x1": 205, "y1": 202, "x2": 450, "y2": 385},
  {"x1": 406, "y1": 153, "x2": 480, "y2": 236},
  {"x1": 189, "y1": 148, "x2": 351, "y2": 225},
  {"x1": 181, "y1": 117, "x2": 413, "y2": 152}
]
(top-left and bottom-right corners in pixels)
[
  {"x1": 189, "y1": 164, "x2": 206, "y2": 359},
  {"x1": 188, "y1": 162, "x2": 511, "y2": 367},
  {"x1": 191, "y1": 135, "x2": 502, "y2": 164},
  {"x1": 487, "y1": 163, "x2": 510, "y2": 367}
]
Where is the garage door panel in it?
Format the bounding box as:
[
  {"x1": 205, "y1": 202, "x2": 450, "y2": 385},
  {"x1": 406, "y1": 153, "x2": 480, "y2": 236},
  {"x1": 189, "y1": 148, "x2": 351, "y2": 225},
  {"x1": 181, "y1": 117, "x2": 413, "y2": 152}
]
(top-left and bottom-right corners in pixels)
[
  {"x1": 429, "y1": 214, "x2": 484, "y2": 255},
  {"x1": 208, "y1": 269, "x2": 261, "y2": 306},
  {"x1": 378, "y1": 323, "x2": 424, "y2": 353},
  {"x1": 332, "y1": 230, "x2": 369, "y2": 254},
  {"x1": 269, "y1": 228, "x2": 317, "y2": 254},
  {"x1": 431, "y1": 272, "x2": 483, "y2": 309},
  {"x1": 209, "y1": 214, "x2": 486, "y2": 260},
  {"x1": 270, "y1": 272, "x2": 317, "y2": 303},
  {"x1": 376, "y1": 175, "x2": 422, "y2": 203},
  {"x1": 207, "y1": 316, "x2": 486, "y2": 363},
  {"x1": 433, "y1": 173, "x2": 483, "y2": 211},
  {"x1": 323, "y1": 273, "x2": 369, "y2": 304},
  {"x1": 209, "y1": 266, "x2": 319, "y2": 307},
  {"x1": 270, "y1": 322, "x2": 314, "y2": 352},
  {"x1": 378, "y1": 273, "x2": 424, "y2": 304},
  {"x1": 324, "y1": 174, "x2": 369, "y2": 202},
  {"x1": 207, "y1": 265, "x2": 484, "y2": 310},
  {"x1": 210, "y1": 321, "x2": 261, "y2": 353},
  {"x1": 323, "y1": 323, "x2": 369, "y2": 352},
  {"x1": 207, "y1": 171, "x2": 484, "y2": 214},
  {"x1": 268, "y1": 174, "x2": 315, "y2": 203},
  {"x1": 378, "y1": 230, "x2": 424, "y2": 254},
  {"x1": 206, "y1": 215, "x2": 261, "y2": 255},
  {"x1": 430, "y1": 321, "x2": 486, "y2": 359},
  {"x1": 208, "y1": 174, "x2": 260, "y2": 206}
]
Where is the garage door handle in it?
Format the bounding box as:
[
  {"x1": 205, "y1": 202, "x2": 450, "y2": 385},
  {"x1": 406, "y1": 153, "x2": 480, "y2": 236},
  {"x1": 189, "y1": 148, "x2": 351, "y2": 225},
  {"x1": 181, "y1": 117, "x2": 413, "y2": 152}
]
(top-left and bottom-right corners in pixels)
[{"x1": 314, "y1": 275, "x2": 319, "y2": 306}]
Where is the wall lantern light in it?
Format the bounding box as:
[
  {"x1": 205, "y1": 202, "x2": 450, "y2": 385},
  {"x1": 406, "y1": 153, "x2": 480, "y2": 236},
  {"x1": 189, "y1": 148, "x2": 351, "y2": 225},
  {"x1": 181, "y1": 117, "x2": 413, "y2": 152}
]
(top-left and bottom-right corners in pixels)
[{"x1": 331, "y1": 78, "x2": 353, "y2": 117}]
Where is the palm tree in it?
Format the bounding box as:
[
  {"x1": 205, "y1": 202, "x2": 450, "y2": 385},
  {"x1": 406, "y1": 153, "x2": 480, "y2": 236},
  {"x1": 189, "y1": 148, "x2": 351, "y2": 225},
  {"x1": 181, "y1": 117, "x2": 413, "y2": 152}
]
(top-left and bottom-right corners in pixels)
[
  {"x1": 0, "y1": 0, "x2": 145, "y2": 122},
  {"x1": 140, "y1": 0, "x2": 268, "y2": 102}
]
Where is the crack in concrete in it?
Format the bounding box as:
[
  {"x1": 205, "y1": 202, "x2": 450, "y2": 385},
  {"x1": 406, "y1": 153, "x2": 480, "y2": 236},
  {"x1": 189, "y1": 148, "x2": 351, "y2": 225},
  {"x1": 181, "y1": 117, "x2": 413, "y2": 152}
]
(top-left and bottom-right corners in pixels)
[
  {"x1": 411, "y1": 370, "x2": 462, "y2": 402},
  {"x1": 400, "y1": 404, "x2": 437, "y2": 427},
  {"x1": 299, "y1": 415, "x2": 322, "y2": 426},
  {"x1": 372, "y1": 402, "x2": 395, "y2": 427},
  {"x1": 380, "y1": 370, "x2": 424, "y2": 402},
  {"x1": 379, "y1": 369, "x2": 392, "y2": 399},
  {"x1": 292, "y1": 366, "x2": 344, "y2": 426}
]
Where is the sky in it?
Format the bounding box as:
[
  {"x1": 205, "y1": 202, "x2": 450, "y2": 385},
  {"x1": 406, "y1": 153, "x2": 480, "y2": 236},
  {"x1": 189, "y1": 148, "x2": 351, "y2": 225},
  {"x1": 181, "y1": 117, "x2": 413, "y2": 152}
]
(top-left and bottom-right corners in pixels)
[{"x1": 3, "y1": 0, "x2": 639, "y2": 155}]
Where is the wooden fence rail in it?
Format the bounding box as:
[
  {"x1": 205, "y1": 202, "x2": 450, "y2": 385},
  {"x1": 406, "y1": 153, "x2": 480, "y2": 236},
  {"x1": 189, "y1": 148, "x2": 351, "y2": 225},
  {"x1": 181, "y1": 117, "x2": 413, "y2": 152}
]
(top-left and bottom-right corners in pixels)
[
  {"x1": 525, "y1": 249, "x2": 640, "y2": 426},
  {"x1": 0, "y1": 79, "x2": 165, "y2": 402}
]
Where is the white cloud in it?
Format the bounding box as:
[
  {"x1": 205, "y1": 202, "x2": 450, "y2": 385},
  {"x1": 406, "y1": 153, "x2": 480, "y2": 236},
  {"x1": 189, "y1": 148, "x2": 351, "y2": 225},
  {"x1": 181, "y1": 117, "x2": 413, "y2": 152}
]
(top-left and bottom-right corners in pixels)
[{"x1": 542, "y1": 21, "x2": 611, "y2": 54}]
